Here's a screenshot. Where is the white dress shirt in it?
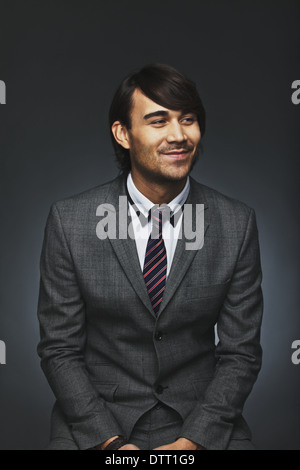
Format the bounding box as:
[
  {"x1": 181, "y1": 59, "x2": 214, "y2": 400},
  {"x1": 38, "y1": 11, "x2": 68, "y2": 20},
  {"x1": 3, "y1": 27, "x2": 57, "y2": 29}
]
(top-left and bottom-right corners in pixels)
[{"x1": 126, "y1": 172, "x2": 190, "y2": 279}]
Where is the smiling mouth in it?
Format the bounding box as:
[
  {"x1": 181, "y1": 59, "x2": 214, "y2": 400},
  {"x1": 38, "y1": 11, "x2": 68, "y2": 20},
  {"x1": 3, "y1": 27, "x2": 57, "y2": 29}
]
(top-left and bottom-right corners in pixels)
[{"x1": 161, "y1": 150, "x2": 191, "y2": 159}]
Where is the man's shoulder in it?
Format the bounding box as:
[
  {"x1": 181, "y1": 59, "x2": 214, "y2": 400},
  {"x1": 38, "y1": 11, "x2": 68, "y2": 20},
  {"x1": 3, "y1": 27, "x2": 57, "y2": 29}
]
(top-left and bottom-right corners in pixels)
[
  {"x1": 44, "y1": 174, "x2": 125, "y2": 228},
  {"x1": 52, "y1": 174, "x2": 124, "y2": 212},
  {"x1": 190, "y1": 177, "x2": 254, "y2": 217}
]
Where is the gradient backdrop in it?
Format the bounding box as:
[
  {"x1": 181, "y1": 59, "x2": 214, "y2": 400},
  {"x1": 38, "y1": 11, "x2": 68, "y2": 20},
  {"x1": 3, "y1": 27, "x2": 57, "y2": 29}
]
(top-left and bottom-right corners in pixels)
[{"x1": 0, "y1": 0, "x2": 299, "y2": 450}]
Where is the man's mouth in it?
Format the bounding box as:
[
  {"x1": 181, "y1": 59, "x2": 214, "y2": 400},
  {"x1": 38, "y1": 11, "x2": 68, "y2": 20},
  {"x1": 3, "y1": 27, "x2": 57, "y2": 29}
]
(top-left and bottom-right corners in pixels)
[{"x1": 160, "y1": 149, "x2": 191, "y2": 160}]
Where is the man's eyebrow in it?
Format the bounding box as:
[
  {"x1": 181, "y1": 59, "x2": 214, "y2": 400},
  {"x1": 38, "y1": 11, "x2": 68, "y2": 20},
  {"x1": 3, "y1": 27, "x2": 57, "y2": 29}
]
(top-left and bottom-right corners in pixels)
[
  {"x1": 143, "y1": 110, "x2": 169, "y2": 120},
  {"x1": 143, "y1": 110, "x2": 197, "y2": 120}
]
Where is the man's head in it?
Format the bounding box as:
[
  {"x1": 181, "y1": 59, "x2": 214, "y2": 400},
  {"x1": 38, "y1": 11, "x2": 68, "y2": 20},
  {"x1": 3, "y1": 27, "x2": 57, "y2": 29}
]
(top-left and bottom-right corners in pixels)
[{"x1": 110, "y1": 63, "x2": 205, "y2": 184}]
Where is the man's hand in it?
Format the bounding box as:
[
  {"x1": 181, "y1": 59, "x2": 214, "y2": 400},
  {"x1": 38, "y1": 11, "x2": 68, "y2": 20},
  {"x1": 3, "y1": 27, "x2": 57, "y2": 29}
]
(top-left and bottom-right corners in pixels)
[
  {"x1": 119, "y1": 444, "x2": 140, "y2": 450},
  {"x1": 101, "y1": 435, "x2": 140, "y2": 450},
  {"x1": 153, "y1": 438, "x2": 200, "y2": 450}
]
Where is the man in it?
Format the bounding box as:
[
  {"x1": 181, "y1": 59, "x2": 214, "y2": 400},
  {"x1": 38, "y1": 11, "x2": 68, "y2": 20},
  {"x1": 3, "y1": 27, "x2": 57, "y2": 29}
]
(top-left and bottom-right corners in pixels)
[{"x1": 37, "y1": 63, "x2": 263, "y2": 450}]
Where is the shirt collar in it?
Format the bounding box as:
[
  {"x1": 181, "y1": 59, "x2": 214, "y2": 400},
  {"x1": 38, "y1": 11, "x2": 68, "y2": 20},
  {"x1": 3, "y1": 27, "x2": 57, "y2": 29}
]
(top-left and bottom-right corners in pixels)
[
  {"x1": 127, "y1": 172, "x2": 153, "y2": 218},
  {"x1": 127, "y1": 172, "x2": 190, "y2": 218}
]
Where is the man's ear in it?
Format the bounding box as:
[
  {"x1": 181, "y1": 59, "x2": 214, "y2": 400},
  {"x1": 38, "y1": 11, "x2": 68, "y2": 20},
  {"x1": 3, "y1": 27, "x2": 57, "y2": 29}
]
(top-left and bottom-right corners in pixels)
[{"x1": 111, "y1": 121, "x2": 130, "y2": 150}]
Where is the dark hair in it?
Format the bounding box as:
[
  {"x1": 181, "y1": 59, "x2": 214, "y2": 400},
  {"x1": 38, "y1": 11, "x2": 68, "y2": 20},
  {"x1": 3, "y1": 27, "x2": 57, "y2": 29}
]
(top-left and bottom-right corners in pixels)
[{"x1": 109, "y1": 63, "x2": 206, "y2": 173}]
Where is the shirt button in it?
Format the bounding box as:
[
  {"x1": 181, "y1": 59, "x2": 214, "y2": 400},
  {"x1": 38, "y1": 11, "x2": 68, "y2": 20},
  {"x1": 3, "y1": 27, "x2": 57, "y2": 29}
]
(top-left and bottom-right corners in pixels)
[{"x1": 156, "y1": 385, "x2": 164, "y2": 394}]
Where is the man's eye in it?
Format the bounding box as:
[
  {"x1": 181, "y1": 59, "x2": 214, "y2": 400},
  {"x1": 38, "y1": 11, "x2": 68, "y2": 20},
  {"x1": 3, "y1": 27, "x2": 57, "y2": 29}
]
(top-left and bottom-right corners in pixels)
[
  {"x1": 151, "y1": 120, "x2": 166, "y2": 125},
  {"x1": 182, "y1": 117, "x2": 196, "y2": 124}
]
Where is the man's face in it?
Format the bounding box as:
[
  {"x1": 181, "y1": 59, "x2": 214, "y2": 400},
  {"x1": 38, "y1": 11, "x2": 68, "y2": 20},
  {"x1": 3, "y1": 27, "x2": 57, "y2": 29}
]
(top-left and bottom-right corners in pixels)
[{"x1": 125, "y1": 88, "x2": 201, "y2": 184}]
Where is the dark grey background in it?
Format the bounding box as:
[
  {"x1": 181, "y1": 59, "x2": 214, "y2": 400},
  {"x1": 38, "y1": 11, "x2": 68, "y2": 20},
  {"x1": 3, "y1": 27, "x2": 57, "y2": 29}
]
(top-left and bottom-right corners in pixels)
[{"x1": 0, "y1": 0, "x2": 299, "y2": 450}]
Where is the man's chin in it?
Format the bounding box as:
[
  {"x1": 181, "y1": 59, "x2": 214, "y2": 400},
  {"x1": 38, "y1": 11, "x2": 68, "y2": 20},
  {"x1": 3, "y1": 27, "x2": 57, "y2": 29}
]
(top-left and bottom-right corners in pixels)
[
  {"x1": 163, "y1": 161, "x2": 196, "y2": 181},
  {"x1": 134, "y1": 158, "x2": 195, "y2": 185},
  {"x1": 162, "y1": 152, "x2": 199, "y2": 181},
  {"x1": 164, "y1": 172, "x2": 189, "y2": 182},
  {"x1": 154, "y1": 169, "x2": 190, "y2": 184}
]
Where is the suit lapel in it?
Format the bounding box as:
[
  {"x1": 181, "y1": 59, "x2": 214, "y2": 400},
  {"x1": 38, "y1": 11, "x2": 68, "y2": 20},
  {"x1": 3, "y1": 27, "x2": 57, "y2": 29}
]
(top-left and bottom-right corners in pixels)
[
  {"x1": 157, "y1": 178, "x2": 210, "y2": 317},
  {"x1": 105, "y1": 175, "x2": 155, "y2": 316}
]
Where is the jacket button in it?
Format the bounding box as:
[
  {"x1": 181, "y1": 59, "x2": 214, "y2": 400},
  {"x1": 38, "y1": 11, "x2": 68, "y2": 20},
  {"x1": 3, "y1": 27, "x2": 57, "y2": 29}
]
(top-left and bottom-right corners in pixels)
[
  {"x1": 156, "y1": 385, "x2": 164, "y2": 394},
  {"x1": 155, "y1": 332, "x2": 163, "y2": 341}
]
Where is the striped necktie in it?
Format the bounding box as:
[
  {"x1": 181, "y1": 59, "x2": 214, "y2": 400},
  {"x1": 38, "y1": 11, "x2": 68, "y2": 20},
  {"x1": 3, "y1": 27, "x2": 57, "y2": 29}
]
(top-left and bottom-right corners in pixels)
[{"x1": 143, "y1": 207, "x2": 167, "y2": 315}]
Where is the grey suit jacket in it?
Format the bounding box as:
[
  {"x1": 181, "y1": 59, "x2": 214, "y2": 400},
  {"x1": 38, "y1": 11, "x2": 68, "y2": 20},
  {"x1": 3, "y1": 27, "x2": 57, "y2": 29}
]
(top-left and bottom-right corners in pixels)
[{"x1": 37, "y1": 174, "x2": 263, "y2": 450}]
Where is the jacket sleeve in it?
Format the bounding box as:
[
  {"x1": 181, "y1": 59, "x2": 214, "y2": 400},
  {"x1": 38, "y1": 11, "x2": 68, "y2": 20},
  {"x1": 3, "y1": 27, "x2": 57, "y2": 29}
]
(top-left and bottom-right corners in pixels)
[
  {"x1": 37, "y1": 203, "x2": 123, "y2": 449},
  {"x1": 180, "y1": 208, "x2": 263, "y2": 450}
]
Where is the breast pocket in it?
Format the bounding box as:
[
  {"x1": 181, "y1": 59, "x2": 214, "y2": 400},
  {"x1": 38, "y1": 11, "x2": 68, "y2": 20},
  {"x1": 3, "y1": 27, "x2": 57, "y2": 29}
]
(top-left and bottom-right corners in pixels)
[{"x1": 184, "y1": 281, "x2": 230, "y2": 320}]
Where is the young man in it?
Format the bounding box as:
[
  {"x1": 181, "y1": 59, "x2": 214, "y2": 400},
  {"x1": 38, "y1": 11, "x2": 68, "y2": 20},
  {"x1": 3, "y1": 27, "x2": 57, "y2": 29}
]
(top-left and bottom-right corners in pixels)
[{"x1": 37, "y1": 63, "x2": 263, "y2": 450}]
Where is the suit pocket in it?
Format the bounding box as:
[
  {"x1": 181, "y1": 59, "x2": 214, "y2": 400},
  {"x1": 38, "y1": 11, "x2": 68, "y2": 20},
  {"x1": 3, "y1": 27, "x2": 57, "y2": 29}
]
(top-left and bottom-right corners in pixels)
[
  {"x1": 87, "y1": 363, "x2": 119, "y2": 402},
  {"x1": 92, "y1": 382, "x2": 119, "y2": 403}
]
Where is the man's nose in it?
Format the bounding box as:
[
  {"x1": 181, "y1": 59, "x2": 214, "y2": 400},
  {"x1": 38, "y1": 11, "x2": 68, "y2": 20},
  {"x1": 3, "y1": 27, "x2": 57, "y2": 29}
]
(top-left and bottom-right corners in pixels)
[{"x1": 166, "y1": 121, "x2": 187, "y2": 143}]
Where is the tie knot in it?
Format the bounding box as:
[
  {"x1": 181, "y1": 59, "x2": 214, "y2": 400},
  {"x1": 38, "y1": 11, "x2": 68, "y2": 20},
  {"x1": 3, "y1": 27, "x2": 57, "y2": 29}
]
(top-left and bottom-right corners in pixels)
[
  {"x1": 150, "y1": 204, "x2": 170, "y2": 219},
  {"x1": 152, "y1": 208, "x2": 162, "y2": 218},
  {"x1": 150, "y1": 205, "x2": 173, "y2": 238},
  {"x1": 150, "y1": 206, "x2": 165, "y2": 239}
]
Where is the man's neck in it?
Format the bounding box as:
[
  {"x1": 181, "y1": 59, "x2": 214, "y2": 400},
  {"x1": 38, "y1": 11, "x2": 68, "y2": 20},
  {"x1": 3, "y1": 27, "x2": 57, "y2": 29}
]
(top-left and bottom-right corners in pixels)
[{"x1": 130, "y1": 171, "x2": 187, "y2": 205}]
